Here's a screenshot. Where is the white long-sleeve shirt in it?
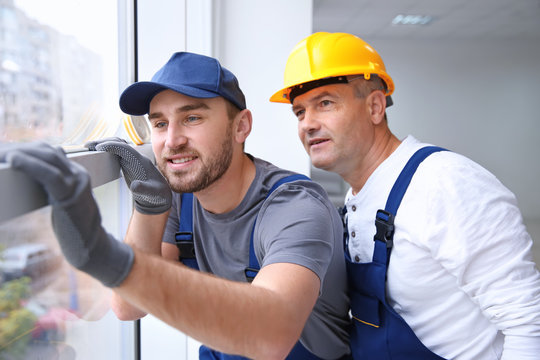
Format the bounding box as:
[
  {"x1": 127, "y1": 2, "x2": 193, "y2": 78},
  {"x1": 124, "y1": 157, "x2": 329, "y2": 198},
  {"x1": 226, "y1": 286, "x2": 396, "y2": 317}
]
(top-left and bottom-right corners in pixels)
[{"x1": 345, "y1": 136, "x2": 540, "y2": 359}]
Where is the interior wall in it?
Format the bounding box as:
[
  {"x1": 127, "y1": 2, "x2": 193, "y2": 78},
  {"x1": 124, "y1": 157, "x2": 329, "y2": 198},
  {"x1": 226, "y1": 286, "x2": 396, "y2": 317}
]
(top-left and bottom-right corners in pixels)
[
  {"x1": 214, "y1": 0, "x2": 313, "y2": 176},
  {"x1": 369, "y1": 38, "x2": 540, "y2": 259},
  {"x1": 136, "y1": 0, "x2": 186, "y2": 81}
]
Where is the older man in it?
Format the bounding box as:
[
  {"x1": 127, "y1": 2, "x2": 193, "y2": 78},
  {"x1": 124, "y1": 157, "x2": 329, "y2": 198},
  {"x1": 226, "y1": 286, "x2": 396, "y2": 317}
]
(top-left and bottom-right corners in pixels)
[{"x1": 270, "y1": 32, "x2": 540, "y2": 360}]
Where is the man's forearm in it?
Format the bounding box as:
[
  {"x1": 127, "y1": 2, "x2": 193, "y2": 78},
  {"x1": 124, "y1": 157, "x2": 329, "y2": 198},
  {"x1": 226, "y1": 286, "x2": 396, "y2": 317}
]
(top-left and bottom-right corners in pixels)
[
  {"x1": 110, "y1": 211, "x2": 169, "y2": 319},
  {"x1": 125, "y1": 211, "x2": 169, "y2": 253},
  {"x1": 115, "y1": 249, "x2": 319, "y2": 360},
  {"x1": 111, "y1": 291, "x2": 147, "y2": 320}
]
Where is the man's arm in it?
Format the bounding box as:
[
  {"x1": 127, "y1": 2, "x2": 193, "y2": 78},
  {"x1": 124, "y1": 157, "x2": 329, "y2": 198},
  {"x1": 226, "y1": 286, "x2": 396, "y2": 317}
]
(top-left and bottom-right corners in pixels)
[
  {"x1": 116, "y1": 246, "x2": 319, "y2": 360},
  {"x1": 86, "y1": 138, "x2": 175, "y2": 320},
  {"x1": 115, "y1": 207, "x2": 320, "y2": 359},
  {"x1": 423, "y1": 154, "x2": 540, "y2": 358},
  {"x1": 110, "y1": 211, "x2": 169, "y2": 320}
]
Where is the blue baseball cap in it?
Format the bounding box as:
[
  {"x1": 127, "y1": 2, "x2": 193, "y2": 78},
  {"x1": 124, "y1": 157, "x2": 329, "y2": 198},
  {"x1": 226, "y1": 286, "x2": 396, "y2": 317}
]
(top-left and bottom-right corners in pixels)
[{"x1": 119, "y1": 52, "x2": 246, "y2": 115}]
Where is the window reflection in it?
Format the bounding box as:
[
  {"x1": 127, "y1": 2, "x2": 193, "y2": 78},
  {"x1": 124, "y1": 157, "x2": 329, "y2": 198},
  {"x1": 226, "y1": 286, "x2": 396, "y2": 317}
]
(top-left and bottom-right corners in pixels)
[
  {"x1": 0, "y1": 0, "x2": 121, "y2": 145},
  {"x1": 0, "y1": 179, "x2": 133, "y2": 360}
]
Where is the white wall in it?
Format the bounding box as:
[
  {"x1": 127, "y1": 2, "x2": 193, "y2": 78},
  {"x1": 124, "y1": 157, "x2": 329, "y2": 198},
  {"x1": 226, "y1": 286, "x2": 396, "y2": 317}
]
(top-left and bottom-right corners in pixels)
[
  {"x1": 214, "y1": 0, "x2": 313, "y2": 175},
  {"x1": 136, "y1": 0, "x2": 187, "y2": 81},
  {"x1": 369, "y1": 38, "x2": 540, "y2": 258}
]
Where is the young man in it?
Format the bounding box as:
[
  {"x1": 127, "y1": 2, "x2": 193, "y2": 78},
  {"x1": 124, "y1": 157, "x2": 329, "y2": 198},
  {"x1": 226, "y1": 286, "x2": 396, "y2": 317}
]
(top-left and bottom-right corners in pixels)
[
  {"x1": 270, "y1": 32, "x2": 540, "y2": 359},
  {"x1": 0, "y1": 52, "x2": 350, "y2": 359}
]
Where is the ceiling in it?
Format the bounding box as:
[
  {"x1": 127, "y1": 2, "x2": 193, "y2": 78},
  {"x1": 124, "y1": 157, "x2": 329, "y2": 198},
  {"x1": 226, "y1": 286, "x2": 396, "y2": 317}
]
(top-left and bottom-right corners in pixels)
[{"x1": 313, "y1": 0, "x2": 540, "y2": 40}]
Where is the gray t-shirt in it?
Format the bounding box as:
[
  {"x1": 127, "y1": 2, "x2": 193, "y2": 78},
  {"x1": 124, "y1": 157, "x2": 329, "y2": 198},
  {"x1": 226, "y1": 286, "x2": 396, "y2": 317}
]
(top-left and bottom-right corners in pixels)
[{"x1": 163, "y1": 156, "x2": 350, "y2": 359}]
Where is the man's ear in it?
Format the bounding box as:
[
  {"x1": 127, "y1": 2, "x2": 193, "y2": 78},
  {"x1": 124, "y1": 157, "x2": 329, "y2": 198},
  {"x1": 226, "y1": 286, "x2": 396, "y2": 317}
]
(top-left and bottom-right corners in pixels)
[
  {"x1": 234, "y1": 109, "x2": 252, "y2": 144},
  {"x1": 366, "y1": 90, "x2": 386, "y2": 125}
]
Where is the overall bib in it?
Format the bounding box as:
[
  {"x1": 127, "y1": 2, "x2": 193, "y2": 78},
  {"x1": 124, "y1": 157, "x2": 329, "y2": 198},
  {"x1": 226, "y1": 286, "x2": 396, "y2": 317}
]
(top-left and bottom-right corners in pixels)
[
  {"x1": 176, "y1": 175, "x2": 325, "y2": 360},
  {"x1": 344, "y1": 146, "x2": 449, "y2": 360}
]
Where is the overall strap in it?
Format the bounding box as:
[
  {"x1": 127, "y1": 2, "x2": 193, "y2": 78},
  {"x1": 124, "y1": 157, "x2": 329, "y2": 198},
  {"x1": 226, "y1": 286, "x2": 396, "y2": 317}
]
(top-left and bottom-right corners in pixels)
[
  {"x1": 176, "y1": 192, "x2": 198, "y2": 270},
  {"x1": 372, "y1": 146, "x2": 447, "y2": 265},
  {"x1": 246, "y1": 174, "x2": 311, "y2": 281}
]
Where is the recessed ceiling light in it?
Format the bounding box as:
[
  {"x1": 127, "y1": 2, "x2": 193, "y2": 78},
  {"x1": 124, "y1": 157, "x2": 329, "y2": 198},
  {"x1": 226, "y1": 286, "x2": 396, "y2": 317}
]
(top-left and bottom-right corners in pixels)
[{"x1": 392, "y1": 14, "x2": 433, "y2": 26}]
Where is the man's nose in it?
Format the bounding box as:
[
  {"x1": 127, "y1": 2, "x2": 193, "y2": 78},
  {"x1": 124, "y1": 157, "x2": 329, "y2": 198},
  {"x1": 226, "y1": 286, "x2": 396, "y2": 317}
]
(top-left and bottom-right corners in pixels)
[
  {"x1": 165, "y1": 123, "x2": 188, "y2": 149},
  {"x1": 299, "y1": 109, "x2": 321, "y2": 134}
]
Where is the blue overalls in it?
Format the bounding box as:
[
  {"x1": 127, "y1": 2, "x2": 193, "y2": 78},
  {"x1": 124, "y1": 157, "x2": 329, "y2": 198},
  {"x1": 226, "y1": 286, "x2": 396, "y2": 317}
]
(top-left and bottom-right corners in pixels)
[
  {"x1": 175, "y1": 174, "x2": 327, "y2": 360},
  {"x1": 344, "y1": 146, "x2": 449, "y2": 360}
]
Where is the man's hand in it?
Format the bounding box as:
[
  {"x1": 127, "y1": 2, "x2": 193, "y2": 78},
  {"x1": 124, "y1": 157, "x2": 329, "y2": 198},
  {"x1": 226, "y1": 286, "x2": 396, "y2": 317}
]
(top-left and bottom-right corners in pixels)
[
  {"x1": 0, "y1": 142, "x2": 134, "y2": 287},
  {"x1": 85, "y1": 138, "x2": 171, "y2": 215}
]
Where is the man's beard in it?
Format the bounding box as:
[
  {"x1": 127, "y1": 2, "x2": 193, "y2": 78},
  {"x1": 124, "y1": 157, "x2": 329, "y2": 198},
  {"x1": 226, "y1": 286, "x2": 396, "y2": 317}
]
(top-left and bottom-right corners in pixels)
[{"x1": 158, "y1": 127, "x2": 234, "y2": 193}]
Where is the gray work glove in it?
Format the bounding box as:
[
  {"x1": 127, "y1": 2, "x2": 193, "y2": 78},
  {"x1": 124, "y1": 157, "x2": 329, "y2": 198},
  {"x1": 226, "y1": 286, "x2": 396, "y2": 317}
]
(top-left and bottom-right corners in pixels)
[
  {"x1": 85, "y1": 137, "x2": 171, "y2": 215},
  {"x1": 0, "y1": 142, "x2": 134, "y2": 287}
]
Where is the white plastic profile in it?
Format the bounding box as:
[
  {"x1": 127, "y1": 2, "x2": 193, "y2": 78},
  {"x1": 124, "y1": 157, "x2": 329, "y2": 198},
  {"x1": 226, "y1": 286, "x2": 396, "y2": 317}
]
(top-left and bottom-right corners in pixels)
[{"x1": 0, "y1": 144, "x2": 154, "y2": 224}]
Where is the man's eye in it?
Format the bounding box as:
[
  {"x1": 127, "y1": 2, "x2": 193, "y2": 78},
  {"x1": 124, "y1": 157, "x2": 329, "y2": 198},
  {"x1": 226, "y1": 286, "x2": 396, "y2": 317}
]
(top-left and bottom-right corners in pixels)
[
  {"x1": 185, "y1": 115, "x2": 202, "y2": 124},
  {"x1": 153, "y1": 121, "x2": 167, "y2": 129},
  {"x1": 320, "y1": 100, "x2": 332, "y2": 107},
  {"x1": 295, "y1": 109, "x2": 305, "y2": 118}
]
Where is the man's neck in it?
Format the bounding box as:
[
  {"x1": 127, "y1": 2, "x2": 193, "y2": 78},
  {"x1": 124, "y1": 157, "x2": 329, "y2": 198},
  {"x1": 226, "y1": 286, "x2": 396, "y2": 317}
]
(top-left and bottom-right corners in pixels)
[
  {"x1": 194, "y1": 153, "x2": 256, "y2": 214},
  {"x1": 346, "y1": 132, "x2": 401, "y2": 195}
]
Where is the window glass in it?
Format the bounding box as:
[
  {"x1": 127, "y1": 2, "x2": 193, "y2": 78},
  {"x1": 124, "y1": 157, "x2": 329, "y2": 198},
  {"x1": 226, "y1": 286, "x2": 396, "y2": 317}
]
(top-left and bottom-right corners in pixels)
[
  {"x1": 0, "y1": 0, "x2": 121, "y2": 146},
  {"x1": 0, "y1": 179, "x2": 135, "y2": 359}
]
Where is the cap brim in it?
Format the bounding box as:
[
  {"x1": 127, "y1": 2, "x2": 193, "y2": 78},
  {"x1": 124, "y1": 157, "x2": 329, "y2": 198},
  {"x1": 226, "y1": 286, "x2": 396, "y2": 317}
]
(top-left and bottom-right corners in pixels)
[{"x1": 119, "y1": 81, "x2": 221, "y2": 115}]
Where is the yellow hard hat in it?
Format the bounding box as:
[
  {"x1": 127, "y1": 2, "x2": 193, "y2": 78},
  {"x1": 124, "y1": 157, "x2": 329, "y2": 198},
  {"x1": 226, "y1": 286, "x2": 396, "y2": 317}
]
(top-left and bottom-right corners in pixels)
[{"x1": 270, "y1": 32, "x2": 394, "y2": 104}]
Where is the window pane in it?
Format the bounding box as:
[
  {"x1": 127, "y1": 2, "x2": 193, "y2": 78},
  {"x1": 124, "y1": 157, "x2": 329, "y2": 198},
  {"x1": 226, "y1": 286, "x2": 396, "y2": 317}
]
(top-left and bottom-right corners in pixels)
[
  {"x1": 0, "y1": 179, "x2": 134, "y2": 359},
  {"x1": 0, "y1": 0, "x2": 121, "y2": 145}
]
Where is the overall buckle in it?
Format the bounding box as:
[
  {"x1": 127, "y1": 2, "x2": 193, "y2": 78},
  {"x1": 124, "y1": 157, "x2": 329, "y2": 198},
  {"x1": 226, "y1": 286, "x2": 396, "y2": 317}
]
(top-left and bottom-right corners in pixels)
[
  {"x1": 244, "y1": 267, "x2": 259, "y2": 283},
  {"x1": 374, "y1": 210, "x2": 395, "y2": 248},
  {"x1": 175, "y1": 232, "x2": 195, "y2": 259}
]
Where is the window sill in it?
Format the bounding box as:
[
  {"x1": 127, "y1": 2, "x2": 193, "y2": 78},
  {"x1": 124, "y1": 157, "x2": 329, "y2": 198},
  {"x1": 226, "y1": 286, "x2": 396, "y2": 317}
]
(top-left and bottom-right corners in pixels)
[{"x1": 0, "y1": 144, "x2": 153, "y2": 223}]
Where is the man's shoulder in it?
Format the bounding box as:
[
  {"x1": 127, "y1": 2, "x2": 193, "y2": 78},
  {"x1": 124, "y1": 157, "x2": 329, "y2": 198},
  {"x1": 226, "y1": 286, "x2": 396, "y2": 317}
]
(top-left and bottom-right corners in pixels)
[
  {"x1": 252, "y1": 156, "x2": 310, "y2": 190},
  {"x1": 395, "y1": 137, "x2": 484, "y2": 179}
]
